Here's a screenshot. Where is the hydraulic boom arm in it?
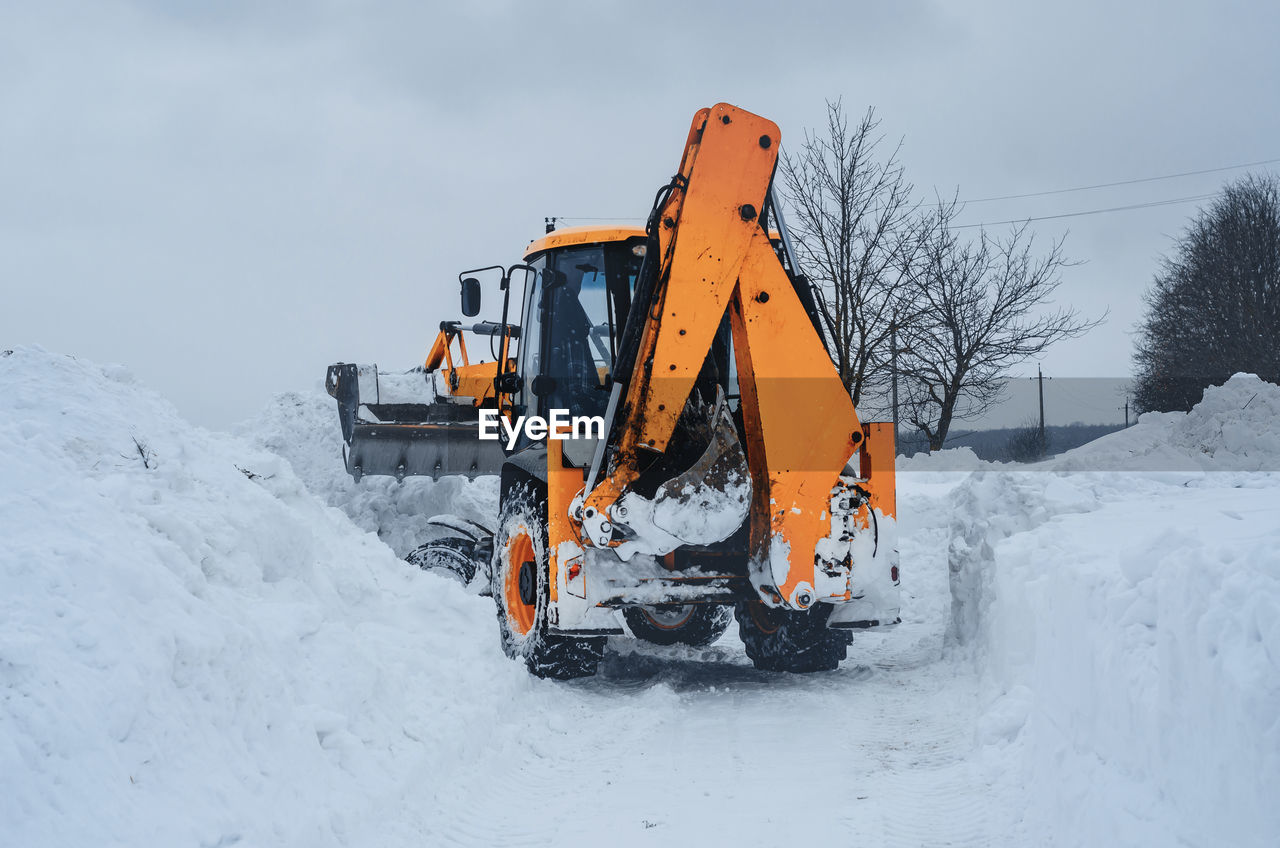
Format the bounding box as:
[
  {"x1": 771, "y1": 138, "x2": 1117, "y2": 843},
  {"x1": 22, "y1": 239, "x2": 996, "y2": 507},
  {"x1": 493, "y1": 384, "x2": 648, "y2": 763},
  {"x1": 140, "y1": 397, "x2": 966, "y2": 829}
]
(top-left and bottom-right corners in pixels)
[{"x1": 577, "y1": 103, "x2": 881, "y2": 610}]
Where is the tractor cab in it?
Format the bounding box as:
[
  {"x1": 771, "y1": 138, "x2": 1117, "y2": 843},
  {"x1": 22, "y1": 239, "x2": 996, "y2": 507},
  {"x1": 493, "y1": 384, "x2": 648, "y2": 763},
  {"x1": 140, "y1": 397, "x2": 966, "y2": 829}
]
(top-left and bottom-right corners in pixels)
[{"x1": 510, "y1": 226, "x2": 647, "y2": 422}]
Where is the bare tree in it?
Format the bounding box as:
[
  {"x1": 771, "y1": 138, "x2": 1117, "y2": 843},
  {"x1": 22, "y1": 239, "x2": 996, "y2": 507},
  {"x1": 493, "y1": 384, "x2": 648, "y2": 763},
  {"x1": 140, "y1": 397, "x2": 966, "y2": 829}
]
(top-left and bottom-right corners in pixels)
[
  {"x1": 779, "y1": 101, "x2": 929, "y2": 407},
  {"x1": 1133, "y1": 172, "x2": 1280, "y2": 412},
  {"x1": 898, "y1": 220, "x2": 1101, "y2": 451}
]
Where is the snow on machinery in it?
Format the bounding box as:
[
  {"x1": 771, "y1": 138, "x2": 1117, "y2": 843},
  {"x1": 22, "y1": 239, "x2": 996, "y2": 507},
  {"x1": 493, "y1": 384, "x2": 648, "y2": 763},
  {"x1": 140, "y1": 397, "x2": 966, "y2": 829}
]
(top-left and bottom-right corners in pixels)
[{"x1": 326, "y1": 103, "x2": 900, "y2": 678}]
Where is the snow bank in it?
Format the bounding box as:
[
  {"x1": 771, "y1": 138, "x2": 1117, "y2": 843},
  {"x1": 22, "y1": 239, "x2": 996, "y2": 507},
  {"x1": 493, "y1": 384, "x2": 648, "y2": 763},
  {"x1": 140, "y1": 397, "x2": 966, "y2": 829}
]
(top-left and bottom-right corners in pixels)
[
  {"x1": 897, "y1": 446, "x2": 1006, "y2": 473},
  {"x1": 1053, "y1": 372, "x2": 1280, "y2": 472},
  {"x1": 0, "y1": 347, "x2": 523, "y2": 847},
  {"x1": 905, "y1": 373, "x2": 1280, "y2": 475},
  {"x1": 949, "y1": 375, "x2": 1280, "y2": 846},
  {"x1": 237, "y1": 388, "x2": 498, "y2": 559}
]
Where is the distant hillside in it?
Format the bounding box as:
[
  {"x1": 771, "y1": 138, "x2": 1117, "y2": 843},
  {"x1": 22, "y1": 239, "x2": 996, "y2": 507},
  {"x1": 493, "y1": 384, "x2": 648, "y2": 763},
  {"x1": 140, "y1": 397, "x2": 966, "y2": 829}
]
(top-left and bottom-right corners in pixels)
[{"x1": 899, "y1": 422, "x2": 1128, "y2": 462}]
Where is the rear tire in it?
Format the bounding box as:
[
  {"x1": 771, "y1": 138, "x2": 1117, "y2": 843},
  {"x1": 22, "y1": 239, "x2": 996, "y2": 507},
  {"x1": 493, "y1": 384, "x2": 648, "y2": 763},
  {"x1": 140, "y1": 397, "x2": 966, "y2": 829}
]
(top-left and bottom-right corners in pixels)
[
  {"x1": 624, "y1": 604, "x2": 732, "y2": 647},
  {"x1": 491, "y1": 479, "x2": 604, "y2": 680},
  {"x1": 735, "y1": 602, "x2": 849, "y2": 673}
]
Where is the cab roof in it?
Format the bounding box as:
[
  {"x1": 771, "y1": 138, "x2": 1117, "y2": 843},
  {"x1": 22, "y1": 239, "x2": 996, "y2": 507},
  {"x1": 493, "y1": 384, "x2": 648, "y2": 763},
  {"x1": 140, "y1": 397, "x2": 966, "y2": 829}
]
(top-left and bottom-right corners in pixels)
[
  {"x1": 522, "y1": 223, "x2": 787, "y2": 260},
  {"x1": 523, "y1": 225, "x2": 646, "y2": 260}
]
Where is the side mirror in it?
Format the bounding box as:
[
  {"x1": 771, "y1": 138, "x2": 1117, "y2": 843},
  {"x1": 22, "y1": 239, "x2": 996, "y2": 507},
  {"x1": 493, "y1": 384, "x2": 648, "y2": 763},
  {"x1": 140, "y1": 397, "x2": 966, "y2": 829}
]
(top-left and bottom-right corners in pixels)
[{"x1": 460, "y1": 277, "x2": 481, "y2": 317}]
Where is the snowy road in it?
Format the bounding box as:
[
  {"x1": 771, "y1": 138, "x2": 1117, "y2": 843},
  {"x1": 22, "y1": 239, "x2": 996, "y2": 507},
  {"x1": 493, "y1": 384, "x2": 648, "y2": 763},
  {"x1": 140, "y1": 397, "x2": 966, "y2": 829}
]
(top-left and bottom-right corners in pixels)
[{"x1": 358, "y1": 475, "x2": 1006, "y2": 848}]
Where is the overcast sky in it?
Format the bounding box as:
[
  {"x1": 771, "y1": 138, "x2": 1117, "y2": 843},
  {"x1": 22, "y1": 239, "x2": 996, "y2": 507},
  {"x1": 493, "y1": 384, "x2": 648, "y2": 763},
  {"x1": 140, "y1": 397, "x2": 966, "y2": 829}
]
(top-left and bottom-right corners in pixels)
[{"x1": 4, "y1": 0, "x2": 1278, "y2": 429}]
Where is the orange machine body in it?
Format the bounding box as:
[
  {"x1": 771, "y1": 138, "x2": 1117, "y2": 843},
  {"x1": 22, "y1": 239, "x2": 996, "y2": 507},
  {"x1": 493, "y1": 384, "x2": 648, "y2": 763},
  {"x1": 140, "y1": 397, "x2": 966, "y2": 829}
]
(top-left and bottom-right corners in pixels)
[
  {"x1": 575, "y1": 103, "x2": 892, "y2": 610},
  {"x1": 423, "y1": 324, "x2": 514, "y2": 410}
]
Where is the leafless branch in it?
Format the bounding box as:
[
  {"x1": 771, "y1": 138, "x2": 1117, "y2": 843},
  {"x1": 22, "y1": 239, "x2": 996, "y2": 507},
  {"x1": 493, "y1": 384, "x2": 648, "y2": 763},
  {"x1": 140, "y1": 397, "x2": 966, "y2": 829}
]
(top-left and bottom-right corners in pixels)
[
  {"x1": 897, "y1": 216, "x2": 1103, "y2": 450},
  {"x1": 779, "y1": 101, "x2": 931, "y2": 407}
]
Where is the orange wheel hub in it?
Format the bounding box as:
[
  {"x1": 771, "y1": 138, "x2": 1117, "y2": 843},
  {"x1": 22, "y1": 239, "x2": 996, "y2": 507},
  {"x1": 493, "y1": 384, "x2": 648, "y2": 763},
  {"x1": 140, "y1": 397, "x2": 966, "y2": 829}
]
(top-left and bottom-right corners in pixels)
[{"x1": 504, "y1": 531, "x2": 537, "y2": 636}]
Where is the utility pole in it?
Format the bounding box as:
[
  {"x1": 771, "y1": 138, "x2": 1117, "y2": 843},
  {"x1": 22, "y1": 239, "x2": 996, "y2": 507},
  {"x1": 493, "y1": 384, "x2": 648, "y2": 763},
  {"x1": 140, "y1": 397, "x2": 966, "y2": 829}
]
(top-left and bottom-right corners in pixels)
[
  {"x1": 1037, "y1": 364, "x2": 1046, "y2": 445},
  {"x1": 1116, "y1": 392, "x2": 1131, "y2": 428},
  {"x1": 1029, "y1": 365, "x2": 1049, "y2": 453},
  {"x1": 891, "y1": 318, "x2": 899, "y2": 450}
]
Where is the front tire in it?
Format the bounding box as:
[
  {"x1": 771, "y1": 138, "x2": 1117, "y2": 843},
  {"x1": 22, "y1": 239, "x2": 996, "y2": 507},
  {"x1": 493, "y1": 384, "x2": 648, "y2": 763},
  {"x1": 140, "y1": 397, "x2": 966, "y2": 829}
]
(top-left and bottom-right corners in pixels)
[
  {"x1": 735, "y1": 602, "x2": 849, "y2": 673},
  {"x1": 623, "y1": 604, "x2": 732, "y2": 647},
  {"x1": 491, "y1": 479, "x2": 604, "y2": 680}
]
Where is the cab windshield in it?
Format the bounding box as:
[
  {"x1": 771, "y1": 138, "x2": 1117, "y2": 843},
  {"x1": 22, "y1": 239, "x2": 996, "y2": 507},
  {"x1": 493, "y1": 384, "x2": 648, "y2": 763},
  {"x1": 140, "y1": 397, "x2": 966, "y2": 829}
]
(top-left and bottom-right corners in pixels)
[{"x1": 519, "y1": 239, "x2": 644, "y2": 420}]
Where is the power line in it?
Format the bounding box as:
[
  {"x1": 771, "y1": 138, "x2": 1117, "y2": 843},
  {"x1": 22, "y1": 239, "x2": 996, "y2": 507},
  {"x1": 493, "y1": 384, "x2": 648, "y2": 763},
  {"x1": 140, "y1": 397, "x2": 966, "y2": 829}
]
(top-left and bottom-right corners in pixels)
[
  {"x1": 1051, "y1": 381, "x2": 1123, "y2": 416},
  {"x1": 561, "y1": 190, "x2": 1222, "y2": 231},
  {"x1": 951, "y1": 191, "x2": 1220, "y2": 230},
  {"x1": 958, "y1": 156, "x2": 1280, "y2": 204},
  {"x1": 555, "y1": 155, "x2": 1279, "y2": 224}
]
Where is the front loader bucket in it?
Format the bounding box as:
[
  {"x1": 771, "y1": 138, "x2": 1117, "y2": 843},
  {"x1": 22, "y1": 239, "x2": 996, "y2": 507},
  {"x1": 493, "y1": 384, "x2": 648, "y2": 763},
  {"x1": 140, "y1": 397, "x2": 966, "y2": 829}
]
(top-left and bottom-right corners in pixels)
[{"x1": 325, "y1": 363, "x2": 504, "y2": 481}]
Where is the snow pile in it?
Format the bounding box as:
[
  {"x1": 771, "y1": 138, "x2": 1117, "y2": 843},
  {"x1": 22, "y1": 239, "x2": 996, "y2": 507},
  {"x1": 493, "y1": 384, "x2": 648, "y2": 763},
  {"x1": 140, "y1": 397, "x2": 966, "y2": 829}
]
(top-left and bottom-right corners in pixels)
[
  {"x1": 949, "y1": 374, "x2": 1280, "y2": 846},
  {"x1": 897, "y1": 446, "x2": 1006, "y2": 473},
  {"x1": 903, "y1": 373, "x2": 1280, "y2": 475},
  {"x1": 0, "y1": 347, "x2": 521, "y2": 847},
  {"x1": 1053, "y1": 372, "x2": 1280, "y2": 472},
  {"x1": 237, "y1": 387, "x2": 498, "y2": 558}
]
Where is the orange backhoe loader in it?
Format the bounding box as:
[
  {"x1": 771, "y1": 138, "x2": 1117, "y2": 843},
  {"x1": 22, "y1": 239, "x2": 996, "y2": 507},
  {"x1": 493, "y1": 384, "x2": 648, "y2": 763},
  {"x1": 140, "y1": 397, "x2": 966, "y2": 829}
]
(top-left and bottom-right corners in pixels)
[{"x1": 326, "y1": 103, "x2": 900, "y2": 678}]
